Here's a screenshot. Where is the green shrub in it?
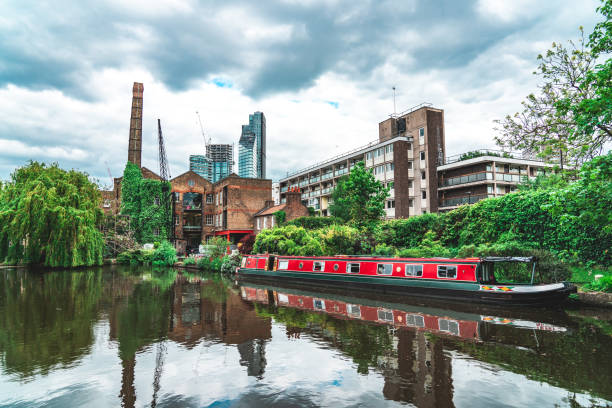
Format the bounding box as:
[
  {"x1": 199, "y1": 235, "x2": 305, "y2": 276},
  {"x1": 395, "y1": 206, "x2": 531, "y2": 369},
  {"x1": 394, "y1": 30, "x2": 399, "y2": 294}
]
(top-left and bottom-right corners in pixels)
[
  {"x1": 116, "y1": 249, "x2": 154, "y2": 265},
  {"x1": 286, "y1": 216, "x2": 343, "y2": 229},
  {"x1": 210, "y1": 257, "x2": 223, "y2": 272},
  {"x1": 221, "y1": 253, "x2": 242, "y2": 273},
  {"x1": 253, "y1": 225, "x2": 323, "y2": 256},
  {"x1": 183, "y1": 257, "x2": 196, "y2": 265},
  {"x1": 197, "y1": 257, "x2": 212, "y2": 270},
  {"x1": 316, "y1": 224, "x2": 362, "y2": 255},
  {"x1": 151, "y1": 241, "x2": 177, "y2": 266},
  {"x1": 584, "y1": 276, "x2": 612, "y2": 293},
  {"x1": 373, "y1": 243, "x2": 395, "y2": 257}
]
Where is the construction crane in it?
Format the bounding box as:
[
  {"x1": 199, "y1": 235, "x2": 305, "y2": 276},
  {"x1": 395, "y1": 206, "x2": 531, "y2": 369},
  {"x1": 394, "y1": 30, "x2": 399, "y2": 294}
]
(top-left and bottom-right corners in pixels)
[
  {"x1": 104, "y1": 161, "x2": 113, "y2": 187},
  {"x1": 196, "y1": 111, "x2": 211, "y2": 151},
  {"x1": 157, "y1": 119, "x2": 174, "y2": 242}
]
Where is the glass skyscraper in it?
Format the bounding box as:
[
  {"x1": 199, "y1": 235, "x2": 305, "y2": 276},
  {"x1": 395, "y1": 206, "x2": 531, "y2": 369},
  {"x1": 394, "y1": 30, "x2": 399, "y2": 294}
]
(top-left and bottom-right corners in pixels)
[
  {"x1": 238, "y1": 111, "x2": 266, "y2": 179},
  {"x1": 190, "y1": 144, "x2": 233, "y2": 183}
]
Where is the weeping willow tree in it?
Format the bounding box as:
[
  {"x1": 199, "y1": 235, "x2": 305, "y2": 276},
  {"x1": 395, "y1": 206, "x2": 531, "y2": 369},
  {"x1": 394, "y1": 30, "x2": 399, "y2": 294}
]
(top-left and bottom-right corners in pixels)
[{"x1": 0, "y1": 161, "x2": 104, "y2": 267}]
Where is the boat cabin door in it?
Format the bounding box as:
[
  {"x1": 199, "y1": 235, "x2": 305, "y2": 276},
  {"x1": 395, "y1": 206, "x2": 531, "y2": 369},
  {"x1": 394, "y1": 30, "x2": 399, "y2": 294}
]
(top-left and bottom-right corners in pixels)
[
  {"x1": 479, "y1": 262, "x2": 496, "y2": 284},
  {"x1": 267, "y1": 255, "x2": 276, "y2": 271}
]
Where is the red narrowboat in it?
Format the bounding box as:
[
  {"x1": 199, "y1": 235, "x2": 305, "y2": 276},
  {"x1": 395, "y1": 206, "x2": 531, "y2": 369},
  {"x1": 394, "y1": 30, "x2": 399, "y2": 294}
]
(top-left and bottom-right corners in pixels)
[{"x1": 237, "y1": 255, "x2": 576, "y2": 305}]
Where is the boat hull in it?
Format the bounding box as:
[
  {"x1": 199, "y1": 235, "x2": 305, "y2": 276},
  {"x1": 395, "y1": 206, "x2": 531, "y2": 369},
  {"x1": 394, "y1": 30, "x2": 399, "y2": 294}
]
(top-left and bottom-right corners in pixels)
[{"x1": 237, "y1": 268, "x2": 576, "y2": 306}]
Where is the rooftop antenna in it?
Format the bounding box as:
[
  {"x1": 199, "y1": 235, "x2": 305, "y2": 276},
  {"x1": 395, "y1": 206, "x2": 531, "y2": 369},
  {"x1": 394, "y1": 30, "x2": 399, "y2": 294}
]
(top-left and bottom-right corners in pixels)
[{"x1": 392, "y1": 86, "x2": 397, "y2": 115}]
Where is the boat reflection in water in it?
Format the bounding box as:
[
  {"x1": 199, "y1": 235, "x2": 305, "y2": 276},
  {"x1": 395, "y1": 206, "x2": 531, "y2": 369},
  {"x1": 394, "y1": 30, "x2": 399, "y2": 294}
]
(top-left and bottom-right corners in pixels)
[{"x1": 240, "y1": 283, "x2": 567, "y2": 342}]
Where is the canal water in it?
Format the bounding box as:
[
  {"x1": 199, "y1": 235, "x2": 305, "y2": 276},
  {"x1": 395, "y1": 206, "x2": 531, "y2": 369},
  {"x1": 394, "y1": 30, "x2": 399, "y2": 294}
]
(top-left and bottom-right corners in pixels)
[{"x1": 1, "y1": 267, "x2": 611, "y2": 408}]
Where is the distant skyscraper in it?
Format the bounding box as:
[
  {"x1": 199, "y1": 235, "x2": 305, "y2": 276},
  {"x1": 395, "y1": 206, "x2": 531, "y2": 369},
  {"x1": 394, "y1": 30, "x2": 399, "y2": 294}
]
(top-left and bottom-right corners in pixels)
[
  {"x1": 238, "y1": 112, "x2": 266, "y2": 178},
  {"x1": 189, "y1": 144, "x2": 233, "y2": 183}
]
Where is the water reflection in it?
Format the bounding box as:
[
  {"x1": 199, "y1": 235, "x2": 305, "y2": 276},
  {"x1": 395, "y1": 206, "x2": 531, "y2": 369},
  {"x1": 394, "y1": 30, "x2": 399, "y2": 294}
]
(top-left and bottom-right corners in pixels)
[{"x1": 0, "y1": 267, "x2": 610, "y2": 408}]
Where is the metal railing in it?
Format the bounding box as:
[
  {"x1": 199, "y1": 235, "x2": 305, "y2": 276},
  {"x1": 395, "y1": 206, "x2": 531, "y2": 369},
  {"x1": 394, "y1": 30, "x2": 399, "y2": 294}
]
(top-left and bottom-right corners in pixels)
[
  {"x1": 443, "y1": 149, "x2": 541, "y2": 165},
  {"x1": 389, "y1": 102, "x2": 433, "y2": 119}
]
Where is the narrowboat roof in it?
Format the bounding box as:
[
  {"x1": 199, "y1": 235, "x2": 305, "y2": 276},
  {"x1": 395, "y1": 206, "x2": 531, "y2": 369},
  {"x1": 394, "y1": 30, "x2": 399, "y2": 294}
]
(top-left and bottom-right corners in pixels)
[{"x1": 249, "y1": 254, "x2": 481, "y2": 263}]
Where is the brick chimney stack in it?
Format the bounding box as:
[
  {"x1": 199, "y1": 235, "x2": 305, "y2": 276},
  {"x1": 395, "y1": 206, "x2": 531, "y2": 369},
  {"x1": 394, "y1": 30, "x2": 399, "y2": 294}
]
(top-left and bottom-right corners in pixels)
[
  {"x1": 285, "y1": 188, "x2": 302, "y2": 206},
  {"x1": 128, "y1": 82, "x2": 144, "y2": 167}
]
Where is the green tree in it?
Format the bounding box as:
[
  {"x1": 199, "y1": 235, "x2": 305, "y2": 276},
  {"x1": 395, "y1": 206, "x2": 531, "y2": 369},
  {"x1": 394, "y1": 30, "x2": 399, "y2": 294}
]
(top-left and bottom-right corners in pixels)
[
  {"x1": 328, "y1": 162, "x2": 389, "y2": 227},
  {"x1": 562, "y1": 0, "x2": 612, "y2": 144},
  {"x1": 0, "y1": 162, "x2": 104, "y2": 267},
  {"x1": 494, "y1": 29, "x2": 605, "y2": 168}
]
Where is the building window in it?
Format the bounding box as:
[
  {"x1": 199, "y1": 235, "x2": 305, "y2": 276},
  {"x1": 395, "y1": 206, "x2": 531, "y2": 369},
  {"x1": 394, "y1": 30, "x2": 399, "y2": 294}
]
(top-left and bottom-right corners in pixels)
[
  {"x1": 257, "y1": 217, "x2": 261, "y2": 229},
  {"x1": 387, "y1": 181, "x2": 394, "y2": 189},
  {"x1": 366, "y1": 152, "x2": 372, "y2": 160},
  {"x1": 385, "y1": 144, "x2": 393, "y2": 153},
  {"x1": 437, "y1": 265, "x2": 457, "y2": 279},
  {"x1": 420, "y1": 151, "x2": 426, "y2": 161},
  {"x1": 387, "y1": 200, "x2": 395, "y2": 209},
  {"x1": 422, "y1": 190, "x2": 427, "y2": 199},
  {"x1": 405, "y1": 264, "x2": 423, "y2": 277},
  {"x1": 419, "y1": 128, "x2": 425, "y2": 144},
  {"x1": 206, "y1": 214, "x2": 213, "y2": 225},
  {"x1": 188, "y1": 179, "x2": 195, "y2": 187},
  {"x1": 346, "y1": 263, "x2": 360, "y2": 273},
  {"x1": 408, "y1": 180, "x2": 413, "y2": 189},
  {"x1": 313, "y1": 261, "x2": 325, "y2": 271},
  {"x1": 407, "y1": 161, "x2": 413, "y2": 170},
  {"x1": 409, "y1": 199, "x2": 414, "y2": 207},
  {"x1": 263, "y1": 217, "x2": 267, "y2": 229},
  {"x1": 103, "y1": 199, "x2": 111, "y2": 208},
  {"x1": 386, "y1": 163, "x2": 394, "y2": 172},
  {"x1": 421, "y1": 171, "x2": 426, "y2": 180},
  {"x1": 206, "y1": 193, "x2": 213, "y2": 203},
  {"x1": 377, "y1": 264, "x2": 393, "y2": 275}
]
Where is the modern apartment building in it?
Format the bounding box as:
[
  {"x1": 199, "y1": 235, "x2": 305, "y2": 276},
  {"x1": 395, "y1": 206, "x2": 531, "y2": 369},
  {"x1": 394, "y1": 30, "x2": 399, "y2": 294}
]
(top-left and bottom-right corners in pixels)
[
  {"x1": 436, "y1": 152, "x2": 555, "y2": 212},
  {"x1": 189, "y1": 144, "x2": 234, "y2": 183},
  {"x1": 239, "y1": 111, "x2": 266, "y2": 179},
  {"x1": 279, "y1": 104, "x2": 445, "y2": 218}
]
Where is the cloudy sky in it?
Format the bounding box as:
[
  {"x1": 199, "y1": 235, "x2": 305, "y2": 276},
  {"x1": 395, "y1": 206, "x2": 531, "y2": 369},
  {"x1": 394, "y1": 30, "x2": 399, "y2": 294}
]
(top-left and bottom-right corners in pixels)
[{"x1": 0, "y1": 0, "x2": 601, "y2": 185}]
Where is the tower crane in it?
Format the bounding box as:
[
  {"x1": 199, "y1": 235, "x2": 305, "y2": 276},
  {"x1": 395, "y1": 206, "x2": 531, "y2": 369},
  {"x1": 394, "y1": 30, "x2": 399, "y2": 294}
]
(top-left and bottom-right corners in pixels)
[
  {"x1": 104, "y1": 161, "x2": 113, "y2": 188},
  {"x1": 196, "y1": 111, "x2": 211, "y2": 151}
]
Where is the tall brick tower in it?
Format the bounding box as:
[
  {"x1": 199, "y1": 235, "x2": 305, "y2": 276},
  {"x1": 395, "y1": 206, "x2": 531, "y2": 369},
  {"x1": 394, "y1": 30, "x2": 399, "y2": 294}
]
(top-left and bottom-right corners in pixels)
[{"x1": 128, "y1": 82, "x2": 144, "y2": 167}]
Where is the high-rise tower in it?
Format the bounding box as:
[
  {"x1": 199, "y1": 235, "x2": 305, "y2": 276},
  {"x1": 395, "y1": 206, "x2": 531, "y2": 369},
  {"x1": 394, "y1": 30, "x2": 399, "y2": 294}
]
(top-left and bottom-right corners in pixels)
[
  {"x1": 238, "y1": 112, "x2": 266, "y2": 178},
  {"x1": 128, "y1": 82, "x2": 144, "y2": 167}
]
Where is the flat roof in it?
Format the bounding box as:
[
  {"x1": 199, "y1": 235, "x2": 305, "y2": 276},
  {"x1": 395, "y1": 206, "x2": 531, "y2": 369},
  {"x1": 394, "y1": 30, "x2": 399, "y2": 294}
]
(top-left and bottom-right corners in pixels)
[
  {"x1": 280, "y1": 135, "x2": 411, "y2": 182},
  {"x1": 437, "y1": 155, "x2": 555, "y2": 171}
]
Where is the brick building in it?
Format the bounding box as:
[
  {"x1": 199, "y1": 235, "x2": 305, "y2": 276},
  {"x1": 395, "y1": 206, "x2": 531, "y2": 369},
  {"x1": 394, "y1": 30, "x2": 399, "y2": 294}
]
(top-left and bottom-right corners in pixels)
[{"x1": 253, "y1": 188, "x2": 310, "y2": 233}]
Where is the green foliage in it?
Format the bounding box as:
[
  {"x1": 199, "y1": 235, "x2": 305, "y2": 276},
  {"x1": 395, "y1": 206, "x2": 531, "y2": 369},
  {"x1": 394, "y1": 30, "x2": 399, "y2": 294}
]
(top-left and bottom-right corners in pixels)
[
  {"x1": 120, "y1": 162, "x2": 171, "y2": 243},
  {"x1": 307, "y1": 206, "x2": 316, "y2": 216},
  {"x1": 197, "y1": 256, "x2": 211, "y2": 270},
  {"x1": 374, "y1": 213, "x2": 442, "y2": 249},
  {"x1": 116, "y1": 249, "x2": 154, "y2": 265},
  {"x1": 396, "y1": 230, "x2": 454, "y2": 259},
  {"x1": 0, "y1": 161, "x2": 104, "y2": 267},
  {"x1": 183, "y1": 256, "x2": 196, "y2": 265},
  {"x1": 253, "y1": 225, "x2": 323, "y2": 256},
  {"x1": 205, "y1": 236, "x2": 229, "y2": 259},
  {"x1": 221, "y1": 253, "x2": 242, "y2": 273},
  {"x1": 329, "y1": 162, "x2": 389, "y2": 227},
  {"x1": 584, "y1": 275, "x2": 612, "y2": 292},
  {"x1": 316, "y1": 224, "x2": 362, "y2": 255},
  {"x1": 210, "y1": 257, "x2": 223, "y2": 272},
  {"x1": 151, "y1": 241, "x2": 177, "y2": 266},
  {"x1": 372, "y1": 243, "x2": 395, "y2": 257},
  {"x1": 274, "y1": 210, "x2": 286, "y2": 226},
  {"x1": 459, "y1": 150, "x2": 512, "y2": 161},
  {"x1": 286, "y1": 216, "x2": 343, "y2": 229}
]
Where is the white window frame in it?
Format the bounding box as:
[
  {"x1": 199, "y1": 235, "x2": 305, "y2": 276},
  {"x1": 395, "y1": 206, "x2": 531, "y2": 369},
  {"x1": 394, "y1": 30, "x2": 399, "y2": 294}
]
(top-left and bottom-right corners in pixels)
[
  {"x1": 406, "y1": 314, "x2": 425, "y2": 327},
  {"x1": 257, "y1": 217, "x2": 261, "y2": 229},
  {"x1": 346, "y1": 263, "x2": 360, "y2": 274},
  {"x1": 347, "y1": 304, "x2": 361, "y2": 317},
  {"x1": 439, "y1": 319, "x2": 460, "y2": 335},
  {"x1": 405, "y1": 264, "x2": 423, "y2": 277},
  {"x1": 377, "y1": 309, "x2": 394, "y2": 322},
  {"x1": 313, "y1": 299, "x2": 325, "y2": 310},
  {"x1": 278, "y1": 260, "x2": 289, "y2": 270},
  {"x1": 313, "y1": 261, "x2": 325, "y2": 272},
  {"x1": 437, "y1": 265, "x2": 457, "y2": 279},
  {"x1": 377, "y1": 263, "x2": 393, "y2": 275}
]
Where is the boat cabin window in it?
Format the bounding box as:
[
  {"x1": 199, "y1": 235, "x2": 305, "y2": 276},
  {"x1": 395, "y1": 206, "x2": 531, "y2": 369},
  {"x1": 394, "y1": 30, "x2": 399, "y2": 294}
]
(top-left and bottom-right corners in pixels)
[
  {"x1": 437, "y1": 265, "x2": 457, "y2": 279},
  {"x1": 479, "y1": 262, "x2": 496, "y2": 283},
  {"x1": 439, "y1": 319, "x2": 460, "y2": 336},
  {"x1": 267, "y1": 256, "x2": 275, "y2": 271},
  {"x1": 313, "y1": 261, "x2": 325, "y2": 272},
  {"x1": 377, "y1": 309, "x2": 394, "y2": 322},
  {"x1": 347, "y1": 304, "x2": 361, "y2": 317},
  {"x1": 405, "y1": 264, "x2": 423, "y2": 277},
  {"x1": 406, "y1": 314, "x2": 425, "y2": 327},
  {"x1": 314, "y1": 299, "x2": 325, "y2": 310},
  {"x1": 278, "y1": 260, "x2": 289, "y2": 270},
  {"x1": 347, "y1": 263, "x2": 360, "y2": 273},
  {"x1": 299, "y1": 262, "x2": 304, "y2": 269},
  {"x1": 377, "y1": 263, "x2": 393, "y2": 275}
]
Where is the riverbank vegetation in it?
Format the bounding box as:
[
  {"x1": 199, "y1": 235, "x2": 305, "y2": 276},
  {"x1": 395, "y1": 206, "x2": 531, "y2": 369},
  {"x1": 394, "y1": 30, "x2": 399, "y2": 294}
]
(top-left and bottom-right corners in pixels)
[{"x1": 0, "y1": 162, "x2": 104, "y2": 267}]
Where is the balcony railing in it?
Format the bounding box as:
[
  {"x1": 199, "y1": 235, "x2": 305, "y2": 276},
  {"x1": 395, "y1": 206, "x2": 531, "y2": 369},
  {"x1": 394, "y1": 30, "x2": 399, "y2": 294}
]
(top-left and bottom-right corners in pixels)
[
  {"x1": 183, "y1": 225, "x2": 202, "y2": 231},
  {"x1": 440, "y1": 194, "x2": 493, "y2": 208}
]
